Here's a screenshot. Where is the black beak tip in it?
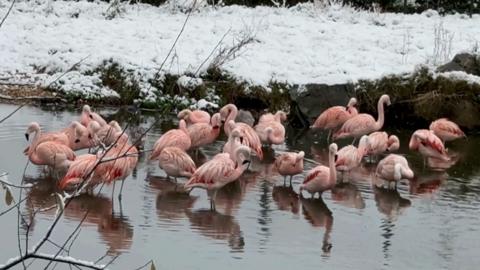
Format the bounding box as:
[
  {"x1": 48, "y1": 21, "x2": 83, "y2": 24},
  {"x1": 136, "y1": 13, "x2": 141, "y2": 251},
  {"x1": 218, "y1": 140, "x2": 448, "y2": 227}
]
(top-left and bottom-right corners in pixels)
[
  {"x1": 89, "y1": 114, "x2": 93, "y2": 119},
  {"x1": 74, "y1": 139, "x2": 80, "y2": 143},
  {"x1": 242, "y1": 160, "x2": 251, "y2": 165},
  {"x1": 25, "y1": 133, "x2": 29, "y2": 141}
]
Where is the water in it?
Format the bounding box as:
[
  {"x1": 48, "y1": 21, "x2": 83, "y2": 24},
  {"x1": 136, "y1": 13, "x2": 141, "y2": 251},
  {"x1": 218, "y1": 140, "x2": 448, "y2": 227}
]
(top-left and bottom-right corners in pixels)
[{"x1": 0, "y1": 103, "x2": 479, "y2": 269}]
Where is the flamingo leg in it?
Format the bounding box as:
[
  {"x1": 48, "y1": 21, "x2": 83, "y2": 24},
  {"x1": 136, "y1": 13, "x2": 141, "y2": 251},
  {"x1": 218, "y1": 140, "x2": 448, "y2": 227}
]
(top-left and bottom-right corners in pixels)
[
  {"x1": 327, "y1": 130, "x2": 331, "y2": 143},
  {"x1": 351, "y1": 137, "x2": 357, "y2": 145},
  {"x1": 283, "y1": 176, "x2": 287, "y2": 186},
  {"x1": 118, "y1": 178, "x2": 125, "y2": 202},
  {"x1": 210, "y1": 189, "x2": 218, "y2": 211},
  {"x1": 289, "y1": 175, "x2": 293, "y2": 186}
]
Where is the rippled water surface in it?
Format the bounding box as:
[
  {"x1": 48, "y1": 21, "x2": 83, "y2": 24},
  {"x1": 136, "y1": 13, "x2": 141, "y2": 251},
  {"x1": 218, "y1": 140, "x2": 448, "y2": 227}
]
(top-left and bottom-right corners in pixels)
[{"x1": 0, "y1": 103, "x2": 479, "y2": 269}]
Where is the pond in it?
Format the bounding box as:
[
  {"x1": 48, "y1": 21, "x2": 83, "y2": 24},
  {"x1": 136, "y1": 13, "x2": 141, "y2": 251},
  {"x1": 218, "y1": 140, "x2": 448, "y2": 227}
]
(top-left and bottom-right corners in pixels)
[{"x1": 0, "y1": 103, "x2": 479, "y2": 269}]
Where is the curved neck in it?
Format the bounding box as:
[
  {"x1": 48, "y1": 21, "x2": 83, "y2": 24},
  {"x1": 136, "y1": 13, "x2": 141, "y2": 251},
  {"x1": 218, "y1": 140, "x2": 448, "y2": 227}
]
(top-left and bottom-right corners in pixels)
[
  {"x1": 394, "y1": 164, "x2": 402, "y2": 181},
  {"x1": 224, "y1": 105, "x2": 238, "y2": 134},
  {"x1": 328, "y1": 149, "x2": 336, "y2": 185},
  {"x1": 375, "y1": 98, "x2": 386, "y2": 130}
]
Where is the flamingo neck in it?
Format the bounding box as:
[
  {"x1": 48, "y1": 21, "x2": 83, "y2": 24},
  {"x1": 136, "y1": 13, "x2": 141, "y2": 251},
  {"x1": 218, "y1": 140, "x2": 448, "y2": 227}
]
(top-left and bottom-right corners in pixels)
[
  {"x1": 328, "y1": 149, "x2": 336, "y2": 185},
  {"x1": 393, "y1": 163, "x2": 402, "y2": 181},
  {"x1": 225, "y1": 105, "x2": 238, "y2": 134},
  {"x1": 375, "y1": 98, "x2": 386, "y2": 130}
]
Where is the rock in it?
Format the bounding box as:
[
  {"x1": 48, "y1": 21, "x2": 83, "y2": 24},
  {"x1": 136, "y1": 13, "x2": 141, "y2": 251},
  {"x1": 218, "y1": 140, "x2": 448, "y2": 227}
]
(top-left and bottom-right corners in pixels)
[
  {"x1": 235, "y1": 109, "x2": 255, "y2": 127},
  {"x1": 437, "y1": 53, "x2": 480, "y2": 76},
  {"x1": 288, "y1": 83, "x2": 355, "y2": 127}
]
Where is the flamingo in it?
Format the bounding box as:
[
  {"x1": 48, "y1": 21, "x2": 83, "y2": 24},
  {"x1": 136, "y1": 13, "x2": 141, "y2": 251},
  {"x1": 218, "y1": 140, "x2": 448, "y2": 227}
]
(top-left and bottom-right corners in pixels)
[
  {"x1": 150, "y1": 120, "x2": 191, "y2": 160},
  {"x1": 58, "y1": 153, "x2": 106, "y2": 192},
  {"x1": 333, "y1": 94, "x2": 391, "y2": 143},
  {"x1": 409, "y1": 129, "x2": 449, "y2": 162},
  {"x1": 335, "y1": 135, "x2": 370, "y2": 182},
  {"x1": 220, "y1": 105, "x2": 262, "y2": 153},
  {"x1": 366, "y1": 131, "x2": 400, "y2": 162},
  {"x1": 429, "y1": 118, "x2": 466, "y2": 143},
  {"x1": 80, "y1": 105, "x2": 107, "y2": 127},
  {"x1": 259, "y1": 110, "x2": 288, "y2": 123},
  {"x1": 275, "y1": 151, "x2": 305, "y2": 186},
  {"x1": 184, "y1": 145, "x2": 251, "y2": 211},
  {"x1": 223, "y1": 128, "x2": 244, "y2": 163},
  {"x1": 26, "y1": 140, "x2": 76, "y2": 169},
  {"x1": 375, "y1": 154, "x2": 414, "y2": 190},
  {"x1": 311, "y1": 97, "x2": 358, "y2": 141},
  {"x1": 24, "y1": 122, "x2": 70, "y2": 155},
  {"x1": 95, "y1": 120, "x2": 122, "y2": 146},
  {"x1": 254, "y1": 121, "x2": 285, "y2": 146},
  {"x1": 299, "y1": 143, "x2": 338, "y2": 198},
  {"x1": 187, "y1": 113, "x2": 222, "y2": 149},
  {"x1": 178, "y1": 109, "x2": 211, "y2": 126},
  {"x1": 158, "y1": 146, "x2": 196, "y2": 182}
]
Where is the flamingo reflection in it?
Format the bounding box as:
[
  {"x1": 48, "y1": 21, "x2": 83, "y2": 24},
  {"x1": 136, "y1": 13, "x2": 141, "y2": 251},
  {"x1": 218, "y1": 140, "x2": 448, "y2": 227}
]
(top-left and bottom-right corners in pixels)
[
  {"x1": 409, "y1": 172, "x2": 447, "y2": 197},
  {"x1": 272, "y1": 185, "x2": 300, "y2": 214},
  {"x1": 185, "y1": 209, "x2": 244, "y2": 252},
  {"x1": 331, "y1": 183, "x2": 366, "y2": 209},
  {"x1": 373, "y1": 187, "x2": 411, "y2": 221},
  {"x1": 300, "y1": 196, "x2": 333, "y2": 254}
]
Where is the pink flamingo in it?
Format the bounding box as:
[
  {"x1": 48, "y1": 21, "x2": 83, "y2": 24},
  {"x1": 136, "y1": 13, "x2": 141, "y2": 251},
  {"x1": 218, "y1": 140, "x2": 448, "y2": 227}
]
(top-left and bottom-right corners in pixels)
[
  {"x1": 429, "y1": 118, "x2": 466, "y2": 143},
  {"x1": 366, "y1": 131, "x2": 400, "y2": 162},
  {"x1": 333, "y1": 95, "x2": 391, "y2": 143},
  {"x1": 58, "y1": 153, "x2": 106, "y2": 192},
  {"x1": 178, "y1": 109, "x2": 211, "y2": 126},
  {"x1": 95, "y1": 120, "x2": 123, "y2": 146},
  {"x1": 64, "y1": 121, "x2": 100, "y2": 150},
  {"x1": 223, "y1": 128, "x2": 244, "y2": 163},
  {"x1": 26, "y1": 140, "x2": 76, "y2": 169},
  {"x1": 335, "y1": 135, "x2": 370, "y2": 182},
  {"x1": 223, "y1": 119, "x2": 263, "y2": 160},
  {"x1": 375, "y1": 154, "x2": 414, "y2": 190},
  {"x1": 275, "y1": 151, "x2": 305, "y2": 186},
  {"x1": 259, "y1": 110, "x2": 288, "y2": 123},
  {"x1": 184, "y1": 145, "x2": 251, "y2": 210},
  {"x1": 254, "y1": 121, "x2": 285, "y2": 145},
  {"x1": 24, "y1": 122, "x2": 71, "y2": 154},
  {"x1": 300, "y1": 143, "x2": 338, "y2": 198},
  {"x1": 150, "y1": 120, "x2": 191, "y2": 160},
  {"x1": 80, "y1": 105, "x2": 107, "y2": 127},
  {"x1": 157, "y1": 146, "x2": 196, "y2": 182},
  {"x1": 187, "y1": 113, "x2": 222, "y2": 149},
  {"x1": 409, "y1": 129, "x2": 449, "y2": 162},
  {"x1": 311, "y1": 97, "x2": 358, "y2": 141}
]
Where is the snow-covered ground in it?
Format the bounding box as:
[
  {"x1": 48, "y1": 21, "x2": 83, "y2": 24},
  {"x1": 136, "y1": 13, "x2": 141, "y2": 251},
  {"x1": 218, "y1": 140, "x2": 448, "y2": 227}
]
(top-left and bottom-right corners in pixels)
[{"x1": 1, "y1": 1, "x2": 480, "y2": 99}]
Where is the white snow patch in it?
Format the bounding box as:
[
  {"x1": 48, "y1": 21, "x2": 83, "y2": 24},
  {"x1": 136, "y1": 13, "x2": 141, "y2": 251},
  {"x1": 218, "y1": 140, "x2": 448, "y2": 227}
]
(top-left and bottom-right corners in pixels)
[
  {"x1": 194, "y1": 98, "x2": 218, "y2": 109},
  {"x1": 1, "y1": 1, "x2": 480, "y2": 99},
  {"x1": 436, "y1": 71, "x2": 480, "y2": 85},
  {"x1": 177, "y1": 75, "x2": 203, "y2": 89}
]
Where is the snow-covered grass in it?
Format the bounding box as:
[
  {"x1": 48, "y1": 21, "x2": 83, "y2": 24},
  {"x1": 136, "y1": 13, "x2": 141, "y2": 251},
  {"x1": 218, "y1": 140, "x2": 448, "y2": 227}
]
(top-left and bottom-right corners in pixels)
[{"x1": 1, "y1": 1, "x2": 480, "y2": 100}]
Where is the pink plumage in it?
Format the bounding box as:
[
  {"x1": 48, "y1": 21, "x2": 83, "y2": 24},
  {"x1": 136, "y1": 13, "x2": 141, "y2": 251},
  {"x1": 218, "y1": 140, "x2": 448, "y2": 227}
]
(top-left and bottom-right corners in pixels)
[
  {"x1": 300, "y1": 143, "x2": 338, "y2": 197},
  {"x1": 187, "y1": 113, "x2": 221, "y2": 149},
  {"x1": 158, "y1": 146, "x2": 196, "y2": 180},
  {"x1": 150, "y1": 120, "x2": 191, "y2": 160},
  {"x1": 429, "y1": 118, "x2": 465, "y2": 143},
  {"x1": 409, "y1": 129, "x2": 449, "y2": 161},
  {"x1": 178, "y1": 109, "x2": 211, "y2": 126}
]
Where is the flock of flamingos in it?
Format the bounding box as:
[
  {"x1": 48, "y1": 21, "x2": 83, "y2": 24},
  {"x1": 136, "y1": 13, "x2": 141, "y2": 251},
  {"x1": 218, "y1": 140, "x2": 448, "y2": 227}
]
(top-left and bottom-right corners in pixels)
[{"x1": 23, "y1": 94, "x2": 465, "y2": 210}]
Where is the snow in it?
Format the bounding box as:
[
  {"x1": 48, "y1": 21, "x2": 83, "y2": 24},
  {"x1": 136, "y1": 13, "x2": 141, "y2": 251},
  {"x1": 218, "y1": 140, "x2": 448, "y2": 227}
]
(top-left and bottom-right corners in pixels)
[
  {"x1": 1, "y1": 1, "x2": 480, "y2": 99},
  {"x1": 177, "y1": 75, "x2": 204, "y2": 89},
  {"x1": 436, "y1": 71, "x2": 480, "y2": 85}
]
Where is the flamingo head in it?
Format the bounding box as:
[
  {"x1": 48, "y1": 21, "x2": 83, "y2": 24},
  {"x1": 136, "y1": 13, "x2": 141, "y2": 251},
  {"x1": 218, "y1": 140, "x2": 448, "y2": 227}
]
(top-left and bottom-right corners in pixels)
[
  {"x1": 380, "y1": 94, "x2": 391, "y2": 106},
  {"x1": 88, "y1": 120, "x2": 102, "y2": 134},
  {"x1": 231, "y1": 128, "x2": 243, "y2": 144},
  {"x1": 177, "y1": 109, "x2": 191, "y2": 120},
  {"x1": 387, "y1": 135, "x2": 400, "y2": 152},
  {"x1": 347, "y1": 97, "x2": 358, "y2": 108},
  {"x1": 329, "y1": 143, "x2": 338, "y2": 155},
  {"x1": 82, "y1": 104, "x2": 92, "y2": 114},
  {"x1": 219, "y1": 104, "x2": 236, "y2": 122},
  {"x1": 211, "y1": 113, "x2": 222, "y2": 128},
  {"x1": 25, "y1": 122, "x2": 41, "y2": 141}
]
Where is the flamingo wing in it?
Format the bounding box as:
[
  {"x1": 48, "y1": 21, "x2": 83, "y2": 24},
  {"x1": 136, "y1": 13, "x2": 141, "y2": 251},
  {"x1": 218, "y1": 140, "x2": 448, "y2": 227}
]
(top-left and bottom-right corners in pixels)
[{"x1": 303, "y1": 166, "x2": 328, "y2": 184}]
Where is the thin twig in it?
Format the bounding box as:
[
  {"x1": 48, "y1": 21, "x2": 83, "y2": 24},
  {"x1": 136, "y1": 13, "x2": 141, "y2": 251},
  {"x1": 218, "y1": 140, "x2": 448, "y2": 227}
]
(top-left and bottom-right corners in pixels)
[
  {"x1": 132, "y1": 260, "x2": 154, "y2": 270},
  {"x1": 0, "y1": 0, "x2": 16, "y2": 28},
  {"x1": 0, "y1": 104, "x2": 25, "y2": 124},
  {"x1": 194, "y1": 28, "x2": 232, "y2": 75}
]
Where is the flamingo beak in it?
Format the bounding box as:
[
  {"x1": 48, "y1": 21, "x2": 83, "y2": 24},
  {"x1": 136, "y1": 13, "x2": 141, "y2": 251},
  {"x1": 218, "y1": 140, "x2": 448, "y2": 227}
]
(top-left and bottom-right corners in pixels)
[
  {"x1": 334, "y1": 154, "x2": 338, "y2": 162},
  {"x1": 242, "y1": 160, "x2": 251, "y2": 165},
  {"x1": 74, "y1": 138, "x2": 80, "y2": 143},
  {"x1": 240, "y1": 137, "x2": 244, "y2": 144},
  {"x1": 89, "y1": 114, "x2": 93, "y2": 119},
  {"x1": 25, "y1": 133, "x2": 29, "y2": 141}
]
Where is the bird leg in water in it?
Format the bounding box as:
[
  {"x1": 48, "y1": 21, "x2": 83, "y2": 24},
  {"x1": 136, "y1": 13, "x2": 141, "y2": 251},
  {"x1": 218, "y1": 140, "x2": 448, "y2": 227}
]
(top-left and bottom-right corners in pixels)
[
  {"x1": 289, "y1": 175, "x2": 293, "y2": 186},
  {"x1": 119, "y1": 178, "x2": 125, "y2": 202},
  {"x1": 283, "y1": 176, "x2": 287, "y2": 186}
]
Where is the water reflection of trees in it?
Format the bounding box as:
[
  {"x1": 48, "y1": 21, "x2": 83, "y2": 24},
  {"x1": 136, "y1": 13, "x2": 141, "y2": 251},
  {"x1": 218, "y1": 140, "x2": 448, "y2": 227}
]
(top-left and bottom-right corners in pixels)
[{"x1": 25, "y1": 176, "x2": 133, "y2": 255}]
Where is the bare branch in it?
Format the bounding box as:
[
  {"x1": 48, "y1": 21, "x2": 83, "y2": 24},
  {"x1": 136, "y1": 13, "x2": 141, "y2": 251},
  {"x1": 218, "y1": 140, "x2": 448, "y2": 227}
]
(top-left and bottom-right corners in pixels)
[{"x1": 0, "y1": 0, "x2": 16, "y2": 29}]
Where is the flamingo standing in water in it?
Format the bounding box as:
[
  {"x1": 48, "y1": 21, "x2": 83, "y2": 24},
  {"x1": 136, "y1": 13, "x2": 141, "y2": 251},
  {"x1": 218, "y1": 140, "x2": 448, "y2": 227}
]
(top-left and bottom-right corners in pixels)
[
  {"x1": 333, "y1": 94, "x2": 391, "y2": 143},
  {"x1": 311, "y1": 97, "x2": 358, "y2": 141},
  {"x1": 429, "y1": 118, "x2": 466, "y2": 144},
  {"x1": 275, "y1": 151, "x2": 305, "y2": 186},
  {"x1": 184, "y1": 145, "x2": 251, "y2": 211},
  {"x1": 178, "y1": 109, "x2": 211, "y2": 126},
  {"x1": 26, "y1": 139, "x2": 76, "y2": 170},
  {"x1": 158, "y1": 146, "x2": 196, "y2": 182},
  {"x1": 150, "y1": 120, "x2": 191, "y2": 160},
  {"x1": 255, "y1": 111, "x2": 287, "y2": 146},
  {"x1": 223, "y1": 128, "x2": 244, "y2": 163},
  {"x1": 409, "y1": 129, "x2": 449, "y2": 162},
  {"x1": 366, "y1": 131, "x2": 400, "y2": 162},
  {"x1": 80, "y1": 105, "x2": 107, "y2": 127},
  {"x1": 300, "y1": 143, "x2": 338, "y2": 198},
  {"x1": 335, "y1": 135, "x2": 370, "y2": 182},
  {"x1": 375, "y1": 154, "x2": 414, "y2": 190},
  {"x1": 94, "y1": 120, "x2": 122, "y2": 146},
  {"x1": 187, "y1": 113, "x2": 222, "y2": 149},
  {"x1": 221, "y1": 104, "x2": 263, "y2": 159}
]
